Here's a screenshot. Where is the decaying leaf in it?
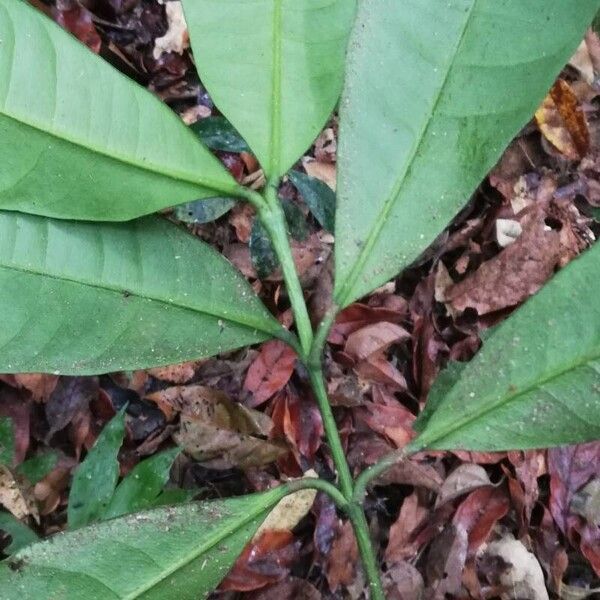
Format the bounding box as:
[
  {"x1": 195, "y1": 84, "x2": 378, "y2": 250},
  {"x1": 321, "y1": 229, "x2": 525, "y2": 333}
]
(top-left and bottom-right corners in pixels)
[
  {"x1": 153, "y1": 0, "x2": 189, "y2": 59},
  {"x1": 154, "y1": 385, "x2": 288, "y2": 469},
  {"x1": 244, "y1": 341, "x2": 297, "y2": 407},
  {"x1": 480, "y1": 536, "x2": 549, "y2": 600},
  {"x1": 435, "y1": 464, "x2": 492, "y2": 508},
  {"x1": 0, "y1": 465, "x2": 38, "y2": 523},
  {"x1": 535, "y1": 79, "x2": 590, "y2": 160}
]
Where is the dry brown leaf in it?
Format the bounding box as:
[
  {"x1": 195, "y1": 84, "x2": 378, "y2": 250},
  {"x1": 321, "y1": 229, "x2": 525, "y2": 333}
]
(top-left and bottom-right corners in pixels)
[
  {"x1": 345, "y1": 322, "x2": 410, "y2": 362},
  {"x1": 302, "y1": 159, "x2": 336, "y2": 190},
  {"x1": 153, "y1": 1, "x2": 189, "y2": 59},
  {"x1": 326, "y1": 520, "x2": 359, "y2": 591},
  {"x1": 0, "y1": 465, "x2": 39, "y2": 523},
  {"x1": 480, "y1": 536, "x2": 549, "y2": 600},
  {"x1": 147, "y1": 361, "x2": 199, "y2": 384},
  {"x1": 535, "y1": 79, "x2": 590, "y2": 160},
  {"x1": 385, "y1": 492, "x2": 429, "y2": 563},
  {"x1": 435, "y1": 464, "x2": 492, "y2": 508}
]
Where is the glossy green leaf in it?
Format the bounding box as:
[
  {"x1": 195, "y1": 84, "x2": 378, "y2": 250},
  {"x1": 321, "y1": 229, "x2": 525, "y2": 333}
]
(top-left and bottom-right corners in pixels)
[
  {"x1": 0, "y1": 0, "x2": 238, "y2": 221},
  {"x1": 0, "y1": 512, "x2": 38, "y2": 555},
  {"x1": 250, "y1": 219, "x2": 279, "y2": 279},
  {"x1": 334, "y1": 0, "x2": 598, "y2": 307},
  {"x1": 16, "y1": 452, "x2": 58, "y2": 485},
  {"x1": 0, "y1": 212, "x2": 288, "y2": 375},
  {"x1": 0, "y1": 487, "x2": 289, "y2": 599},
  {"x1": 191, "y1": 117, "x2": 250, "y2": 154},
  {"x1": 68, "y1": 410, "x2": 125, "y2": 529},
  {"x1": 412, "y1": 242, "x2": 600, "y2": 452},
  {"x1": 288, "y1": 170, "x2": 335, "y2": 232},
  {"x1": 281, "y1": 199, "x2": 309, "y2": 241},
  {"x1": 102, "y1": 447, "x2": 181, "y2": 520},
  {"x1": 182, "y1": 0, "x2": 356, "y2": 178},
  {"x1": 0, "y1": 418, "x2": 13, "y2": 466},
  {"x1": 174, "y1": 197, "x2": 235, "y2": 225}
]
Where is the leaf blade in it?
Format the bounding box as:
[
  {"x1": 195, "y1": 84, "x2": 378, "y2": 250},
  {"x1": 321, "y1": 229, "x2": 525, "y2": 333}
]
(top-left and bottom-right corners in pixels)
[
  {"x1": 412, "y1": 242, "x2": 600, "y2": 452},
  {"x1": 0, "y1": 0, "x2": 238, "y2": 221},
  {"x1": 334, "y1": 0, "x2": 598, "y2": 306},
  {"x1": 68, "y1": 410, "x2": 125, "y2": 529},
  {"x1": 0, "y1": 488, "x2": 288, "y2": 599},
  {"x1": 181, "y1": 0, "x2": 356, "y2": 178},
  {"x1": 0, "y1": 212, "x2": 287, "y2": 374}
]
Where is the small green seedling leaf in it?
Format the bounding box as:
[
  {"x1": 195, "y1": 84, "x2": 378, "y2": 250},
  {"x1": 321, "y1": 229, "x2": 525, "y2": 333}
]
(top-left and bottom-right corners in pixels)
[
  {"x1": 102, "y1": 447, "x2": 181, "y2": 520},
  {"x1": 174, "y1": 197, "x2": 235, "y2": 225},
  {"x1": 334, "y1": 0, "x2": 599, "y2": 307},
  {"x1": 16, "y1": 453, "x2": 58, "y2": 486},
  {"x1": 68, "y1": 409, "x2": 126, "y2": 529},
  {"x1": 288, "y1": 170, "x2": 335, "y2": 233},
  {"x1": 0, "y1": 512, "x2": 38, "y2": 555},
  {"x1": 0, "y1": 0, "x2": 238, "y2": 221},
  {"x1": 0, "y1": 212, "x2": 287, "y2": 374},
  {"x1": 0, "y1": 488, "x2": 290, "y2": 599},
  {"x1": 181, "y1": 0, "x2": 356, "y2": 178},
  {"x1": 191, "y1": 117, "x2": 250, "y2": 153},
  {"x1": 412, "y1": 241, "x2": 600, "y2": 452},
  {"x1": 0, "y1": 418, "x2": 14, "y2": 466}
]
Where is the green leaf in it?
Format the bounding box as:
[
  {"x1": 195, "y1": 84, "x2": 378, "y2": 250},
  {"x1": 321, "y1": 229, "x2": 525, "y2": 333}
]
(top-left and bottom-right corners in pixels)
[
  {"x1": 0, "y1": 212, "x2": 288, "y2": 374},
  {"x1": 0, "y1": 0, "x2": 238, "y2": 221},
  {"x1": 16, "y1": 453, "x2": 58, "y2": 486},
  {"x1": 102, "y1": 448, "x2": 181, "y2": 520},
  {"x1": 411, "y1": 242, "x2": 600, "y2": 452},
  {"x1": 152, "y1": 488, "x2": 200, "y2": 508},
  {"x1": 181, "y1": 0, "x2": 356, "y2": 178},
  {"x1": 0, "y1": 512, "x2": 38, "y2": 555},
  {"x1": 0, "y1": 488, "x2": 289, "y2": 599},
  {"x1": 174, "y1": 197, "x2": 235, "y2": 225},
  {"x1": 281, "y1": 199, "x2": 309, "y2": 242},
  {"x1": 68, "y1": 410, "x2": 126, "y2": 529},
  {"x1": 334, "y1": 0, "x2": 598, "y2": 307},
  {"x1": 288, "y1": 170, "x2": 335, "y2": 233},
  {"x1": 191, "y1": 117, "x2": 250, "y2": 154},
  {"x1": 0, "y1": 418, "x2": 14, "y2": 466},
  {"x1": 251, "y1": 219, "x2": 279, "y2": 279}
]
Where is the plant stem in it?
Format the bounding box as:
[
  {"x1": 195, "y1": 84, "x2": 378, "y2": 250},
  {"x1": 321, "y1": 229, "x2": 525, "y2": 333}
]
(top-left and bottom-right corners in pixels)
[
  {"x1": 308, "y1": 367, "x2": 354, "y2": 500},
  {"x1": 255, "y1": 185, "x2": 314, "y2": 356},
  {"x1": 284, "y1": 477, "x2": 348, "y2": 510},
  {"x1": 347, "y1": 503, "x2": 385, "y2": 600}
]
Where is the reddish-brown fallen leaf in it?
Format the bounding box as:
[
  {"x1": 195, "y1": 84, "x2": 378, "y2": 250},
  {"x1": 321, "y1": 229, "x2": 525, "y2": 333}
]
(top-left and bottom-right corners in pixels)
[
  {"x1": 244, "y1": 341, "x2": 297, "y2": 407},
  {"x1": 328, "y1": 302, "x2": 407, "y2": 346},
  {"x1": 326, "y1": 520, "x2": 359, "y2": 592},
  {"x1": 220, "y1": 530, "x2": 299, "y2": 592},
  {"x1": 0, "y1": 388, "x2": 31, "y2": 465},
  {"x1": 441, "y1": 203, "x2": 576, "y2": 315},
  {"x1": 13, "y1": 374, "x2": 58, "y2": 402},
  {"x1": 385, "y1": 491, "x2": 429, "y2": 563},
  {"x1": 313, "y1": 492, "x2": 337, "y2": 558},
  {"x1": 549, "y1": 442, "x2": 600, "y2": 576},
  {"x1": 248, "y1": 577, "x2": 321, "y2": 600},
  {"x1": 345, "y1": 322, "x2": 410, "y2": 362},
  {"x1": 383, "y1": 561, "x2": 424, "y2": 600},
  {"x1": 425, "y1": 523, "x2": 468, "y2": 598},
  {"x1": 147, "y1": 361, "x2": 198, "y2": 384},
  {"x1": 435, "y1": 464, "x2": 492, "y2": 508},
  {"x1": 270, "y1": 387, "x2": 323, "y2": 469},
  {"x1": 52, "y1": 0, "x2": 101, "y2": 53},
  {"x1": 357, "y1": 401, "x2": 415, "y2": 449},
  {"x1": 354, "y1": 351, "x2": 409, "y2": 391},
  {"x1": 453, "y1": 486, "x2": 510, "y2": 554},
  {"x1": 535, "y1": 79, "x2": 590, "y2": 160}
]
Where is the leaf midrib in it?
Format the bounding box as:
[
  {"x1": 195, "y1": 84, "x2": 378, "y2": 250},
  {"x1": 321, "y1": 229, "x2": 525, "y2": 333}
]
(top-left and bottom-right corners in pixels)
[
  {"x1": 0, "y1": 4, "x2": 238, "y2": 199},
  {"x1": 268, "y1": 0, "x2": 283, "y2": 177},
  {"x1": 0, "y1": 261, "x2": 279, "y2": 340},
  {"x1": 334, "y1": 1, "x2": 478, "y2": 307},
  {"x1": 414, "y1": 347, "x2": 600, "y2": 451},
  {"x1": 122, "y1": 495, "x2": 282, "y2": 599}
]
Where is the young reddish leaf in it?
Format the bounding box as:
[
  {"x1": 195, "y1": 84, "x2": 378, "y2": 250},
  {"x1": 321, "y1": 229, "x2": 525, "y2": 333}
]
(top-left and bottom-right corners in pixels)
[
  {"x1": 244, "y1": 341, "x2": 297, "y2": 407},
  {"x1": 220, "y1": 530, "x2": 299, "y2": 592}
]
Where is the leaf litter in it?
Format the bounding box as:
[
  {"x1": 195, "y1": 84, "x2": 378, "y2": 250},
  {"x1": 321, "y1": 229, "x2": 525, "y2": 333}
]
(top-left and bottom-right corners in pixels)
[{"x1": 2, "y1": 4, "x2": 600, "y2": 598}]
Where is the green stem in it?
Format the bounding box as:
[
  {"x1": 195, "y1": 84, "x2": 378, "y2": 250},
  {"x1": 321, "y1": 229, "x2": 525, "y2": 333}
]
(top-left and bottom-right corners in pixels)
[
  {"x1": 284, "y1": 477, "x2": 348, "y2": 511},
  {"x1": 255, "y1": 185, "x2": 314, "y2": 356},
  {"x1": 308, "y1": 367, "x2": 354, "y2": 500},
  {"x1": 347, "y1": 503, "x2": 385, "y2": 600}
]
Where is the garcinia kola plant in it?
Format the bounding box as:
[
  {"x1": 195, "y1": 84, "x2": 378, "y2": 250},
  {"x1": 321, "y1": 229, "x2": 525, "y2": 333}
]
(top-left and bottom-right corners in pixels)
[{"x1": 0, "y1": 0, "x2": 599, "y2": 597}]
